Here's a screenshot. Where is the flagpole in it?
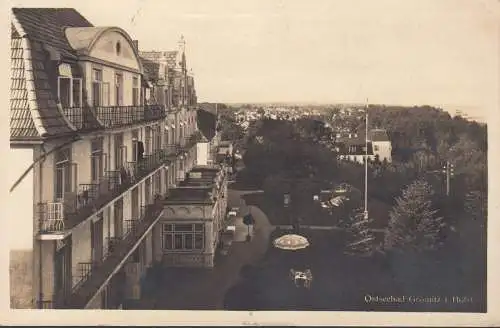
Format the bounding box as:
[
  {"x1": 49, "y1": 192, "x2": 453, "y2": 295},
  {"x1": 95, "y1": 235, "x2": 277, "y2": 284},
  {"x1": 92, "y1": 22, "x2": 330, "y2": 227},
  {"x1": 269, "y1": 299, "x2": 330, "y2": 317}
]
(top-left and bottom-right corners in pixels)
[{"x1": 364, "y1": 99, "x2": 369, "y2": 220}]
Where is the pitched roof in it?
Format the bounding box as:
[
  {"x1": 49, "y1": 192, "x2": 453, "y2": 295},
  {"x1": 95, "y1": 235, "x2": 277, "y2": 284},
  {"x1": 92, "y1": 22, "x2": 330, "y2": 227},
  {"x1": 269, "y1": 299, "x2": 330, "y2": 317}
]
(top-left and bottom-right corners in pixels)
[
  {"x1": 10, "y1": 8, "x2": 102, "y2": 141},
  {"x1": 369, "y1": 129, "x2": 390, "y2": 142},
  {"x1": 12, "y1": 8, "x2": 93, "y2": 60},
  {"x1": 140, "y1": 57, "x2": 160, "y2": 81},
  {"x1": 10, "y1": 35, "x2": 75, "y2": 140}
]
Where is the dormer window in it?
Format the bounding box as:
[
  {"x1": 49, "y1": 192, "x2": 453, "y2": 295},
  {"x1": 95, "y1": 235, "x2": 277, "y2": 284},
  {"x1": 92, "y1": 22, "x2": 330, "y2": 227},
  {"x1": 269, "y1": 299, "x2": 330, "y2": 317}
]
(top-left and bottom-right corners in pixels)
[{"x1": 57, "y1": 63, "x2": 82, "y2": 108}]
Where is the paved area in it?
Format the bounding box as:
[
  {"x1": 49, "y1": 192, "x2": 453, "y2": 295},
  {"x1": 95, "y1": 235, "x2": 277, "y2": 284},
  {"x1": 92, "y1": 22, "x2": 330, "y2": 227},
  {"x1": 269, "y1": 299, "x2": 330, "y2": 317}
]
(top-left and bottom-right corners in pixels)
[{"x1": 142, "y1": 189, "x2": 275, "y2": 309}]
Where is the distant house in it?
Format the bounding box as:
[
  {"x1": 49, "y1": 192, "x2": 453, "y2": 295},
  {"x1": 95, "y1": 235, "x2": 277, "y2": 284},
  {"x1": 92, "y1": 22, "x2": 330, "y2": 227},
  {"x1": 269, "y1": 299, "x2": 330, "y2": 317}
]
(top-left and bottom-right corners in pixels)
[
  {"x1": 334, "y1": 128, "x2": 392, "y2": 163},
  {"x1": 370, "y1": 129, "x2": 392, "y2": 163},
  {"x1": 335, "y1": 136, "x2": 375, "y2": 164}
]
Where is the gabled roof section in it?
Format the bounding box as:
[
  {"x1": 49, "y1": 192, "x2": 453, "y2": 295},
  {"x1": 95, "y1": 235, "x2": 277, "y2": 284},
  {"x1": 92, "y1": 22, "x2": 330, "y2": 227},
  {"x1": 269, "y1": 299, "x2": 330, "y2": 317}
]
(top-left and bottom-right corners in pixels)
[
  {"x1": 12, "y1": 8, "x2": 94, "y2": 60},
  {"x1": 63, "y1": 26, "x2": 108, "y2": 54}
]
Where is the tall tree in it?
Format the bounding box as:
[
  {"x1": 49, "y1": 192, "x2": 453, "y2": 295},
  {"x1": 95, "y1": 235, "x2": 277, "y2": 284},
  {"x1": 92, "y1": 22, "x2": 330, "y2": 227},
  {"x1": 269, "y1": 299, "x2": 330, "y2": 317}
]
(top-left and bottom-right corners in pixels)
[
  {"x1": 464, "y1": 190, "x2": 487, "y2": 223},
  {"x1": 384, "y1": 179, "x2": 444, "y2": 252},
  {"x1": 344, "y1": 206, "x2": 375, "y2": 256}
]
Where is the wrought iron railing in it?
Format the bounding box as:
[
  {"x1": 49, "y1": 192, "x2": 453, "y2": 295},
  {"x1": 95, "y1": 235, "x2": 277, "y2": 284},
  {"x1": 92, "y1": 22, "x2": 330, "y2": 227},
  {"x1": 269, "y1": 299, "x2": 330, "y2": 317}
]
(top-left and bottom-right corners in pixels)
[
  {"x1": 72, "y1": 262, "x2": 96, "y2": 292},
  {"x1": 105, "y1": 237, "x2": 122, "y2": 258},
  {"x1": 62, "y1": 198, "x2": 165, "y2": 309},
  {"x1": 37, "y1": 149, "x2": 172, "y2": 235},
  {"x1": 61, "y1": 105, "x2": 166, "y2": 131},
  {"x1": 37, "y1": 202, "x2": 65, "y2": 233}
]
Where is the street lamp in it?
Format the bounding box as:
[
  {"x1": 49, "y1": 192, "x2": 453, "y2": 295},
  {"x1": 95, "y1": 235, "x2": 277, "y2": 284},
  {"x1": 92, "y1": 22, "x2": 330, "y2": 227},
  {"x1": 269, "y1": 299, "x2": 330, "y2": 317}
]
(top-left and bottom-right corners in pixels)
[{"x1": 442, "y1": 161, "x2": 454, "y2": 196}]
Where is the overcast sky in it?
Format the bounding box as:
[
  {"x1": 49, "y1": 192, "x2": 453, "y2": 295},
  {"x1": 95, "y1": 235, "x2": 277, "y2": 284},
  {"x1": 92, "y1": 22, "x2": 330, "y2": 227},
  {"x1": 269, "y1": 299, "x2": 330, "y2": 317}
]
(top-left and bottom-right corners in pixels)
[{"x1": 9, "y1": 0, "x2": 499, "y2": 119}]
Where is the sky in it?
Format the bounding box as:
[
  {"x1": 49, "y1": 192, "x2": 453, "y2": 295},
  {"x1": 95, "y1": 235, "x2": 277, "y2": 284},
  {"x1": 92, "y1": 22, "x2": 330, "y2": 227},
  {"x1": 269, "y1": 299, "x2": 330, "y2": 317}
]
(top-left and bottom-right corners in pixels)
[{"x1": 7, "y1": 0, "x2": 499, "y2": 119}]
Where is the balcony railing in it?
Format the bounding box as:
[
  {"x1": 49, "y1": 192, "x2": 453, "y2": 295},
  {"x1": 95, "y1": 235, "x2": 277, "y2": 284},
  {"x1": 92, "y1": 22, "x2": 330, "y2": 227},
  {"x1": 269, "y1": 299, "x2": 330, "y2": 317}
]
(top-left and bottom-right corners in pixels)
[
  {"x1": 72, "y1": 262, "x2": 95, "y2": 292},
  {"x1": 60, "y1": 198, "x2": 165, "y2": 309},
  {"x1": 62, "y1": 105, "x2": 166, "y2": 131},
  {"x1": 37, "y1": 202, "x2": 65, "y2": 233},
  {"x1": 37, "y1": 149, "x2": 171, "y2": 236},
  {"x1": 105, "y1": 237, "x2": 122, "y2": 258}
]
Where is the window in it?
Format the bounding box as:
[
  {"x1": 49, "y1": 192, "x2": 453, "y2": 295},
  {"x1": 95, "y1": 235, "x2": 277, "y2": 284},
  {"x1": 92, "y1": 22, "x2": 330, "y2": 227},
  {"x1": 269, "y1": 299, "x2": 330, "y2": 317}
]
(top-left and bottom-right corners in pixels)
[
  {"x1": 92, "y1": 69, "x2": 103, "y2": 107},
  {"x1": 145, "y1": 127, "x2": 151, "y2": 154},
  {"x1": 145, "y1": 178, "x2": 151, "y2": 205},
  {"x1": 55, "y1": 148, "x2": 72, "y2": 200},
  {"x1": 91, "y1": 138, "x2": 104, "y2": 182},
  {"x1": 374, "y1": 145, "x2": 379, "y2": 151},
  {"x1": 155, "y1": 126, "x2": 162, "y2": 151},
  {"x1": 132, "y1": 130, "x2": 139, "y2": 162},
  {"x1": 154, "y1": 172, "x2": 161, "y2": 195},
  {"x1": 131, "y1": 187, "x2": 139, "y2": 218},
  {"x1": 162, "y1": 223, "x2": 204, "y2": 250},
  {"x1": 114, "y1": 133, "x2": 125, "y2": 169},
  {"x1": 132, "y1": 77, "x2": 139, "y2": 106},
  {"x1": 115, "y1": 73, "x2": 123, "y2": 106},
  {"x1": 58, "y1": 77, "x2": 71, "y2": 107},
  {"x1": 72, "y1": 78, "x2": 82, "y2": 107},
  {"x1": 58, "y1": 76, "x2": 82, "y2": 108}
]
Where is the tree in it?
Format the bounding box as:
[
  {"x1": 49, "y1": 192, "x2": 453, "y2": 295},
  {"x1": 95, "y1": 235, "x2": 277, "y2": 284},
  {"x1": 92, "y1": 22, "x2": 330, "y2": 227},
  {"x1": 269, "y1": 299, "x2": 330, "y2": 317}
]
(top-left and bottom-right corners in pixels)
[
  {"x1": 384, "y1": 179, "x2": 444, "y2": 253},
  {"x1": 464, "y1": 190, "x2": 486, "y2": 223},
  {"x1": 344, "y1": 206, "x2": 375, "y2": 256}
]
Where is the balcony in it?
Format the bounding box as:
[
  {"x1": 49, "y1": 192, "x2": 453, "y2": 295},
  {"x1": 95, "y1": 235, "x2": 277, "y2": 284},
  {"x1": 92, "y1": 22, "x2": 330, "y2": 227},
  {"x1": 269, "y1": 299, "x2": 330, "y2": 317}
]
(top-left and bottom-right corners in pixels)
[
  {"x1": 37, "y1": 149, "x2": 171, "y2": 238},
  {"x1": 59, "y1": 199, "x2": 165, "y2": 309},
  {"x1": 62, "y1": 105, "x2": 166, "y2": 131}
]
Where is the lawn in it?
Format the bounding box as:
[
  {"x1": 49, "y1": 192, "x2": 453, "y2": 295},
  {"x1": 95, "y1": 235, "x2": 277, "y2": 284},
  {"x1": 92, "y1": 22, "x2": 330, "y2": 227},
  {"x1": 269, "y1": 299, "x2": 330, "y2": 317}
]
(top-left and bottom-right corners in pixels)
[{"x1": 223, "y1": 229, "x2": 486, "y2": 312}]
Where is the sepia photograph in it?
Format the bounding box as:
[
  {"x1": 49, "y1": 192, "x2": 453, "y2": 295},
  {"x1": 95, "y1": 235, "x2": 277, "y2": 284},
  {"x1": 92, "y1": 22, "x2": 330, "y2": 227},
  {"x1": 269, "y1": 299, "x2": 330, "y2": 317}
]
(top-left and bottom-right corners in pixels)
[{"x1": 4, "y1": 0, "x2": 498, "y2": 325}]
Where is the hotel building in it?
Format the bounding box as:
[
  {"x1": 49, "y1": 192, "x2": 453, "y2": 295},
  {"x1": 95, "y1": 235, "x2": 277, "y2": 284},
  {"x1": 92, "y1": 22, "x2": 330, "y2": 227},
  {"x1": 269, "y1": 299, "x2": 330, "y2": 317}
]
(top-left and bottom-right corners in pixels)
[{"x1": 9, "y1": 8, "x2": 200, "y2": 309}]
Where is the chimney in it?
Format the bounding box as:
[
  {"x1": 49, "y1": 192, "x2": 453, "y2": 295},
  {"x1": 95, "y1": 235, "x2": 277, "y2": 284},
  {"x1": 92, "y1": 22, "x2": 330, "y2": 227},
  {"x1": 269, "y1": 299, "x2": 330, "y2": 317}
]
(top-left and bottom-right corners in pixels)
[{"x1": 132, "y1": 40, "x2": 139, "y2": 52}]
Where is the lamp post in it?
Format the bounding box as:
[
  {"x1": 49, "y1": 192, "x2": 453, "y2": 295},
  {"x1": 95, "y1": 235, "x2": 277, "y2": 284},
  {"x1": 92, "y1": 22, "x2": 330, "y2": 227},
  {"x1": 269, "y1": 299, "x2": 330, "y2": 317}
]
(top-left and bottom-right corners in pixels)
[
  {"x1": 427, "y1": 160, "x2": 454, "y2": 196},
  {"x1": 443, "y1": 161, "x2": 454, "y2": 196}
]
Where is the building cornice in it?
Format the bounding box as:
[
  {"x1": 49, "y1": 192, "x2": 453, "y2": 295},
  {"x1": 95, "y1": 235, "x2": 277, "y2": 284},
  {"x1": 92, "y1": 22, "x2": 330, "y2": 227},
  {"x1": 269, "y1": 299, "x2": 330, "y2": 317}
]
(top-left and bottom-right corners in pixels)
[{"x1": 78, "y1": 55, "x2": 141, "y2": 74}]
